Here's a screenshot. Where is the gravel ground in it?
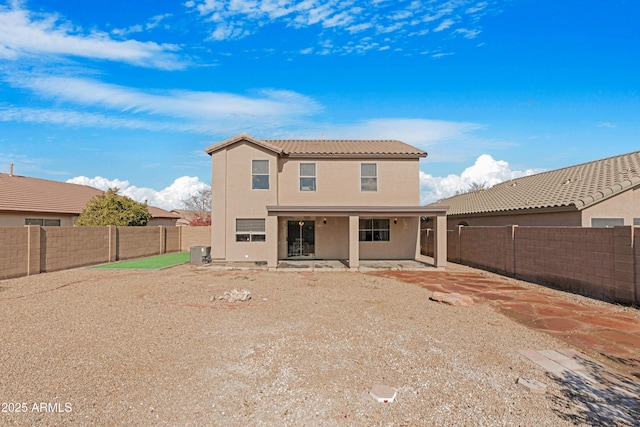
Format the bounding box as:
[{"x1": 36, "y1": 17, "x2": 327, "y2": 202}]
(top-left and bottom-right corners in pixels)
[{"x1": 0, "y1": 265, "x2": 610, "y2": 426}]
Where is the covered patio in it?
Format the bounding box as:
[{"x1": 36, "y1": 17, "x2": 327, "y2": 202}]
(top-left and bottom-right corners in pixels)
[{"x1": 265, "y1": 205, "x2": 448, "y2": 271}]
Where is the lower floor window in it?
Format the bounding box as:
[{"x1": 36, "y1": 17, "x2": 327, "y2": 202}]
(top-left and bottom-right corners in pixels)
[
  {"x1": 25, "y1": 218, "x2": 61, "y2": 226},
  {"x1": 591, "y1": 218, "x2": 624, "y2": 228},
  {"x1": 359, "y1": 218, "x2": 390, "y2": 241},
  {"x1": 236, "y1": 218, "x2": 266, "y2": 242}
]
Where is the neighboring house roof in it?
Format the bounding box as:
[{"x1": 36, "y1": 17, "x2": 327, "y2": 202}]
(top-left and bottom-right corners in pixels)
[
  {"x1": 147, "y1": 206, "x2": 180, "y2": 219},
  {"x1": 204, "y1": 133, "x2": 427, "y2": 158},
  {"x1": 0, "y1": 173, "x2": 103, "y2": 214},
  {"x1": 429, "y1": 150, "x2": 640, "y2": 216},
  {"x1": 0, "y1": 173, "x2": 179, "y2": 219},
  {"x1": 170, "y1": 209, "x2": 200, "y2": 225}
]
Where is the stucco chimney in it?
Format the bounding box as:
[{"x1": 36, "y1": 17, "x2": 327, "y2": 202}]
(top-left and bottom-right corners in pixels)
[{"x1": 9, "y1": 163, "x2": 13, "y2": 176}]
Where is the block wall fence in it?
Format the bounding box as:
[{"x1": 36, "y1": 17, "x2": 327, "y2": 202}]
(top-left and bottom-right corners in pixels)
[
  {"x1": 0, "y1": 226, "x2": 211, "y2": 279},
  {"x1": 422, "y1": 225, "x2": 639, "y2": 306}
]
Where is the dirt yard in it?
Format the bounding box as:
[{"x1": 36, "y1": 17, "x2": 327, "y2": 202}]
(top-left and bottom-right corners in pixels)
[{"x1": 0, "y1": 264, "x2": 628, "y2": 425}]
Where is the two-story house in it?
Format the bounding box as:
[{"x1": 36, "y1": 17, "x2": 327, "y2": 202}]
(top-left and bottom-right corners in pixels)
[{"x1": 205, "y1": 133, "x2": 447, "y2": 270}]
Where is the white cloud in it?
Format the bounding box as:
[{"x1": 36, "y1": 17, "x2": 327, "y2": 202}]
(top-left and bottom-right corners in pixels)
[
  {"x1": 187, "y1": 0, "x2": 500, "y2": 54},
  {"x1": 2, "y1": 75, "x2": 321, "y2": 133},
  {"x1": 466, "y1": 2, "x2": 488, "y2": 14},
  {"x1": 0, "y1": 3, "x2": 183, "y2": 69},
  {"x1": 307, "y1": 118, "x2": 484, "y2": 151},
  {"x1": 433, "y1": 18, "x2": 455, "y2": 32},
  {"x1": 597, "y1": 122, "x2": 617, "y2": 129},
  {"x1": 454, "y1": 28, "x2": 481, "y2": 39},
  {"x1": 420, "y1": 154, "x2": 542, "y2": 204},
  {"x1": 111, "y1": 13, "x2": 173, "y2": 36},
  {"x1": 67, "y1": 176, "x2": 209, "y2": 210}
]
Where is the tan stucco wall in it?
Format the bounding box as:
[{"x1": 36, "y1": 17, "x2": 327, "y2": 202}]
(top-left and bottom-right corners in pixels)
[
  {"x1": 359, "y1": 217, "x2": 419, "y2": 260},
  {"x1": 0, "y1": 212, "x2": 176, "y2": 227},
  {"x1": 210, "y1": 142, "x2": 278, "y2": 261},
  {"x1": 582, "y1": 186, "x2": 640, "y2": 226},
  {"x1": 277, "y1": 158, "x2": 420, "y2": 206},
  {"x1": 447, "y1": 210, "x2": 582, "y2": 229},
  {"x1": 276, "y1": 216, "x2": 350, "y2": 260},
  {"x1": 148, "y1": 218, "x2": 178, "y2": 227},
  {"x1": 447, "y1": 186, "x2": 640, "y2": 229},
  {"x1": 0, "y1": 212, "x2": 76, "y2": 226},
  {"x1": 274, "y1": 216, "x2": 418, "y2": 260},
  {"x1": 209, "y1": 141, "x2": 423, "y2": 262}
]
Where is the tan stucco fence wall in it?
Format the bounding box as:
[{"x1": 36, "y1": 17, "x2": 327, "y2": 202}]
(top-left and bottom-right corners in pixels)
[
  {"x1": 422, "y1": 226, "x2": 639, "y2": 305},
  {"x1": 0, "y1": 226, "x2": 212, "y2": 279}
]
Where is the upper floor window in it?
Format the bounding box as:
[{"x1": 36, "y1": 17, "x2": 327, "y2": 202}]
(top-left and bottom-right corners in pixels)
[
  {"x1": 361, "y1": 163, "x2": 377, "y2": 192},
  {"x1": 300, "y1": 163, "x2": 316, "y2": 191},
  {"x1": 252, "y1": 160, "x2": 269, "y2": 190}
]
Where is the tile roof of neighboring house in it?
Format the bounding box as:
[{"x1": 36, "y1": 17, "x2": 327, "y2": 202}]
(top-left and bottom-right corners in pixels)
[
  {"x1": 171, "y1": 209, "x2": 200, "y2": 225},
  {"x1": 204, "y1": 133, "x2": 427, "y2": 158},
  {"x1": 147, "y1": 206, "x2": 180, "y2": 219},
  {"x1": 428, "y1": 150, "x2": 640, "y2": 216},
  {"x1": 0, "y1": 173, "x2": 179, "y2": 219}
]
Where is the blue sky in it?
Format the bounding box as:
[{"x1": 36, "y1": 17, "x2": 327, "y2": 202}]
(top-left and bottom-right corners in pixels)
[{"x1": 1, "y1": 0, "x2": 639, "y2": 209}]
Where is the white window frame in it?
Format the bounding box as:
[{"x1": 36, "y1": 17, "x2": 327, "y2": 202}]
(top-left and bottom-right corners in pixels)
[
  {"x1": 299, "y1": 163, "x2": 316, "y2": 191},
  {"x1": 236, "y1": 218, "x2": 266, "y2": 242},
  {"x1": 361, "y1": 163, "x2": 377, "y2": 192},
  {"x1": 252, "y1": 160, "x2": 269, "y2": 190}
]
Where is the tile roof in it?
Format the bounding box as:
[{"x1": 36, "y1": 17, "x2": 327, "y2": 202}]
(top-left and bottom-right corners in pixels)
[
  {"x1": 264, "y1": 139, "x2": 426, "y2": 157},
  {"x1": 0, "y1": 173, "x2": 178, "y2": 219},
  {"x1": 429, "y1": 150, "x2": 640, "y2": 216},
  {"x1": 205, "y1": 133, "x2": 426, "y2": 158}
]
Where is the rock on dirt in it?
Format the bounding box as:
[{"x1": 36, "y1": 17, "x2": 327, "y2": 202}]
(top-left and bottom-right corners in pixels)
[
  {"x1": 214, "y1": 288, "x2": 252, "y2": 302},
  {"x1": 430, "y1": 291, "x2": 474, "y2": 306}
]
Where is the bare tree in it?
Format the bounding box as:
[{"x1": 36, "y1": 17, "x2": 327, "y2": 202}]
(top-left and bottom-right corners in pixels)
[
  {"x1": 467, "y1": 181, "x2": 488, "y2": 192},
  {"x1": 454, "y1": 181, "x2": 489, "y2": 196},
  {"x1": 182, "y1": 186, "x2": 212, "y2": 217}
]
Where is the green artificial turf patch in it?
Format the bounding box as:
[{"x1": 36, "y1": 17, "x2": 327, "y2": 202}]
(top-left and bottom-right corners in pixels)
[{"x1": 93, "y1": 252, "x2": 190, "y2": 269}]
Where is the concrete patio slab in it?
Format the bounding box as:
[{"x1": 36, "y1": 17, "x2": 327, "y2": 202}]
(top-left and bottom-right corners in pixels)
[{"x1": 197, "y1": 259, "x2": 435, "y2": 272}]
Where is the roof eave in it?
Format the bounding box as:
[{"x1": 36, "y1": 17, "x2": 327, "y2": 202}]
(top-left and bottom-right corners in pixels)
[
  {"x1": 576, "y1": 177, "x2": 640, "y2": 210},
  {"x1": 285, "y1": 153, "x2": 426, "y2": 159},
  {"x1": 446, "y1": 205, "x2": 579, "y2": 218},
  {"x1": 204, "y1": 133, "x2": 284, "y2": 156}
]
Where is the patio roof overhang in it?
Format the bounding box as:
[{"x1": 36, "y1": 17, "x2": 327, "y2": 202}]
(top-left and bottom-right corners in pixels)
[{"x1": 266, "y1": 205, "x2": 449, "y2": 217}]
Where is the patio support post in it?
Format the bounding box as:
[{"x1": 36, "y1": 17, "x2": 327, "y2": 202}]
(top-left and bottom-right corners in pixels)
[
  {"x1": 414, "y1": 216, "x2": 421, "y2": 260},
  {"x1": 434, "y1": 213, "x2": 447, "y2": 268},
  {"x1": 348, "y1": 214, "x2": 360, "y2": 271},
  {"x1": 267, "y1": 215, "x2": 278, "y2": 270}
]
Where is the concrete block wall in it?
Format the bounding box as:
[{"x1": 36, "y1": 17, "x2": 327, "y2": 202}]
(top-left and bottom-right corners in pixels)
[
  {"x1": 41, "y1": 226, "x2": 111, "y2": 272},
  {"x1": 180, "y1": 226, "x2": 211, "y2": 251},
  {"x1": 0, "y1": 227, "x2": 29, "y2": 279},
  {"x1": 116, "y1": 227, "x2": 161, "y2": 260},
  {"x1": 421, "y1": 229, "x2": 460, "y2": 261},
  {"x1": 613, "y1": 226, "x2": 636, "y2": 305},
  {"x1": 421, "y1": 225, "x2": 638, "y2": 305},
  {"x1": 0, "y1": 225, "x2": 189, "y2": 279},
  {"x1": 515, "y1": 227, "x2": 616, "y2": 301},
  {"x1": 459, "y1": 226, "x2": 510, "y2": 273},
  {"x1": 166, "y1": 227, "x2": 181, "y2": 253}
]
